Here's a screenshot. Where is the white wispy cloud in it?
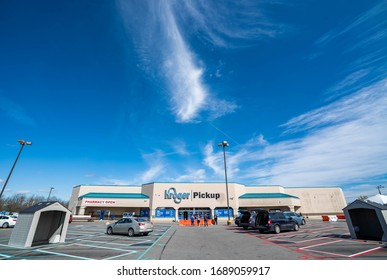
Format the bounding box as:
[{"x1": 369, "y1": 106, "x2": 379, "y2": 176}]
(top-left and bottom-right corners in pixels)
[
  {"x1": 168, "y1": 139, "x2": 190, "y2": 156},
  {"x1": 180, "y1": 0, "x2": 286, "y2": 48},
  {"x1": 140, "y1": 149, "x2": 167, "y2": 182},
  {"x1": 141, "y1": 163, "x2": 165, "y2": 183},
  {"x1": 117, "y1": 0, "x2": 281, "y2": 123},
  {"x1": 203, "y1": 79, "x2": 387, "y2": 199},
  {"x1": 313, "y1": 1, "x2": 387, "y2": 90},
  {"x1": 203, "y1": 142, "x2": 223, "y2": 176},
  {"x1": 0, "y1": 96, "x2": 36, "y2": 126},
  {"x1": 174, "y1": 169, "x2": 206, "y2": 182},
  {"x1": 324, "y1": 69, "x2": 371, "y2": 99}
]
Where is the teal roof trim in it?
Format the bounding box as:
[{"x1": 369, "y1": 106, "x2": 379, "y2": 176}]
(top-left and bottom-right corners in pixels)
[
  {"x1": 239, "y1": 193, "x2": 299, "y2": 199},
  {"x1": 79, "y1": 193, "x2": 149, "y2": 199}
]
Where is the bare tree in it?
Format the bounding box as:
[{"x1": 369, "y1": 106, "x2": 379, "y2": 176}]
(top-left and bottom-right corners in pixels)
[{"x1": 0, "y1": 194, "x2": 69, "y2": 213}]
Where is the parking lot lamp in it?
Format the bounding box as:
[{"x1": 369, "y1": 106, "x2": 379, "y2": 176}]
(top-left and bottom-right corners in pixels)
[
  {"x1": 0, "y1": 139, "x2": 32, "y2": 199},
  {"x1": 218, "y1": 141, "x2": 231, "y2": 225}
]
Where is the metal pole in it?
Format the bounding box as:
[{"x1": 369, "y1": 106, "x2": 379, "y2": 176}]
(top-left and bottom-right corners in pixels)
[
  {"x1": 47, "y1": 187, "x2": 54, "y2": 201},
  {"x1": 0, "y1": 141, "x2": 30, "y2": 199},
  {"x1": 222, "y1": 144, "x2": 231, "y2": 225}
]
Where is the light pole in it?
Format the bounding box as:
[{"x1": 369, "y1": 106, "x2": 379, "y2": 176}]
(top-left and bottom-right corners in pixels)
[
  {"x1": 0, "y1": 139, "x2": 32, "y2": 199},
  {"x1": 218, "y1": 141, "x2": 231, "y2": 225},
  {"x1": 47, "y1": 187, "x2": 54, "y2": 201}
]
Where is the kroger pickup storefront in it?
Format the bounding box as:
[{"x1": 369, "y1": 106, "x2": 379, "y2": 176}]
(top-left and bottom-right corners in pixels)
[{"x1": 68, "y1": 182, "x2": 347, "y2": 221}]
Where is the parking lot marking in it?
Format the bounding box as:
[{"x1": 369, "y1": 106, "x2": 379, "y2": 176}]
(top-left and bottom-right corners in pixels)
[
  {"x1": 0, "y1": 253, "x2": 11, "y2": 259},
  {"x1": 103, "y1": 251, "x2": 138, "y2": 260},
  {"x1": 348, "y1": 246, "x2": 383, "y2": 258},
  {"x1": 294, "y1": 237, "x2": 329, "y2": 243},
  {"x1": 299, "y1": 239, "x2": 343, "y2": 250},
  {"x1": 300, "y1": 248, "x2": 348, "y2": 258},
  {"x1": 270, "y1": 236, "x2": 329, "y2": 244},
  {"x1": 75, "y1": 243, "x2": 138, "y2": 253},
  {"x1": 73, "y1": 238, "x2": 152, "y2": 248},
  {"x1": 136, "y1": 225, "x2": 173, "y2": 260},
  {"x1": 34, "y1": 249, "x2": 93, "y2": 260}
]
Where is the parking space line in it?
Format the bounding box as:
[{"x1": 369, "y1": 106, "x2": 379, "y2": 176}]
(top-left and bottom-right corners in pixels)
[
  {"x1": 129, "y1": 240, "x2": 153, "y2": 246},
  {"x1": 299, "y1": 239, "x2": 343, "y2": 250},
  {"x1": 294, "y1": 237, "x2": 329, "y2": 243},
  {"x1": 74, "y1": 238, "x2": 152, "y2": 247},
  {"x1": 310, "y1": 227, "x2": 344, "y2": 234},
  {"x1": 301, "y1": 248, "x2": 348, "y2": 258},
  {"x1": 136, "y1": 225, "x2": 173, "y2": 260},
  {"x1": 75, "y1": 243, "x2": 138, "y2": 253},
  {"x1": 349, "y1": 246, "x2": 383, "y2": 258},
  {"x1": 270, "y1": 236, "x2": 329, "y2": 244},
  {"x1": 34, "y1": 249, "x2": 93, "y2": 260},
  {"x1": 0, "y1": 253, "x2": 11, "y2": 259},
  {"x1": 103, "y1": 251, "x2": 138, "y2": 260}
]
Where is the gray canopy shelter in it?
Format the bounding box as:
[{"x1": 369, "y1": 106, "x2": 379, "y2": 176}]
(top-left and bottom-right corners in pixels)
[
  {"x1": 343, "y1": 199, "x2": 387, "y2": 242},
  {"x1": 9, "y1": 201, "x2": 71, "y2": 248}
]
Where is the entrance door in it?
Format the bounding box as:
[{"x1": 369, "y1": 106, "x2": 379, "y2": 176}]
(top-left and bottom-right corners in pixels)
[{"x1": 183, "y1": 211, "x2": 188, "y2": 220}]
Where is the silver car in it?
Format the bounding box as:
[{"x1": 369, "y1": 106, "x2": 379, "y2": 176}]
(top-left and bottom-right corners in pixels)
[{"x1": 106, "y1": 217, "x2": 153, "y2": 236}]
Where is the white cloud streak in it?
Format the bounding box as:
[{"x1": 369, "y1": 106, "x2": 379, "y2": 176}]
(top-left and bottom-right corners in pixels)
[
  {"x1": 180, "y1": 0, "x2": 285, "y2": 48},
  {"x1": 174, "y1": 169, "x2": 206, "y2": 182},
  {"x1": 314, "y1": 1, "x2": 387, "y2": 91},
  {"x1": 117, "y1": 0, "x2": 280, "y2": 123},
  {"x1": 0, "y1": 96, "x2": 36, "y2": 126},
  {"x1": 140, "y1": 149, "x2": 166, "y2": 183},
  {"x1": 203, "y1": 79, "x2": 387, "y2": 195}
]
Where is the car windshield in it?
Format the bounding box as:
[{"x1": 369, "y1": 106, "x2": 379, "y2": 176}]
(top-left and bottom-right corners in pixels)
[{"x1": 135, "y1": 218, "x2": 148, "y2": 222}]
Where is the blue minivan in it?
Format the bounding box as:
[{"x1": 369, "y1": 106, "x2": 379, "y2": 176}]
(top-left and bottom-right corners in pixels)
[{"x1": 255, "y1": 210, "x2": 299, "y2": 234}]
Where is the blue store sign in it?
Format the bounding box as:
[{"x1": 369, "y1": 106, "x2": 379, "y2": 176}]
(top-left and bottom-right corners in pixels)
[{"x1": 164, "y1": 187, "x2": 190, "y2": 204}]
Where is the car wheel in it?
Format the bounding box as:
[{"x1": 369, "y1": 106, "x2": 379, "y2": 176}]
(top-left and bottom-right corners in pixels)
[
  {"x1": 2, "y1": 222, "x2": 9, "y2": 228},
  {"x1": 128, "y1": 228, "x2": 135, "y2": 237},
  {"x1": 301, "y1": 219, "x2": 306, "y2": 225},
  {"x1": 294, "y1": 224, "x2": 299, "y2": 231},
  {"x1": 107, "y1": 227, "x2": 113, "y2": 235},
  {"x1": 274, "y1": 225, "x2": 281, "y2": 234}
]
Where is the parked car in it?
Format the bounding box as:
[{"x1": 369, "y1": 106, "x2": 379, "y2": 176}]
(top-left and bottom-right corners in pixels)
[
  {"x1": 234, "y1": 212, "x2": 245, "y2": 226},
  {"x1": 239, "y1": 209, "x2": 262, "y2": 230},
  {"x1": 255, "y1": 210, "x2": 299, "y2": 234},
  {"x1": 106, "y1": 217, "x2": 153, "y2": 236},
  {"x1": 283, "y1": 211, "x2": 306, "y2": 225},
  {"x1": 0, "y1": 215, "x2": 18, "y2": 228}
]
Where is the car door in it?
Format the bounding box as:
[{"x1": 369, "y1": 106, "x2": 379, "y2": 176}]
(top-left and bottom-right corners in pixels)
[
  {"x1": 283, "y1": 212, "x2": 294, "y2": 228},
  {"x1": 283, "y1": 212, "x2": 295, "y2": 230},
  {"x1": 114, "y1": 218, "x2": 128, "y2": 234},
  {"x1": 277, "y1": 212, "x2": 292, "y2": 230}
]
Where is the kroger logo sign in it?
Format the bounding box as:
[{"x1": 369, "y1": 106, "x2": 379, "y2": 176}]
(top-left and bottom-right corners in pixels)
[{"x1": 164, "y1": 187, "x2": 190, "y2": 204}]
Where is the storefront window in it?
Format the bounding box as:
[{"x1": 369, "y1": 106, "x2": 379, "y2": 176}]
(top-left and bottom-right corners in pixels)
[
  {"x1": 178, "y1": 208, "x2": 211, "y2": 220},
  {"x1": 214, "y1": 208, "x2": 233, "y2": 218},
  {"x1": 155, "y1": 208, "x2": 175, "y2": 218},
  {"x1": 140, "y1": 209, "x2": 150, "y2": 217}
]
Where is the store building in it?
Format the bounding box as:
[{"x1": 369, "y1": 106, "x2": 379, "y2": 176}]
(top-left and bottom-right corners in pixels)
[{"x1": 68, "y1": 182, "x2": 347, "y2": 221}]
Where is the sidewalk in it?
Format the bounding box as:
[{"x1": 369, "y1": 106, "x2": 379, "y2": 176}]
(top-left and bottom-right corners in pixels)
[{"x1": 141, "y1": 223, "x2": 305, "y2": 260}]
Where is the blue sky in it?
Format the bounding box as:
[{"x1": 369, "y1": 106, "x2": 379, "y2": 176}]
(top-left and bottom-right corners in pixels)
[{"x1": 0, "y1": 0, "x2": 386, "y2": 202}]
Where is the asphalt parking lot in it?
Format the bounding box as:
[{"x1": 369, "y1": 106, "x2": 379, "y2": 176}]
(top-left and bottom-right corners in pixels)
[
  {"x1": 0, "y1": 220, "x2": 386, "y2": 260},
  {"x1": 231, "y1": 220, "x2": 387, "y2": 260}
]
